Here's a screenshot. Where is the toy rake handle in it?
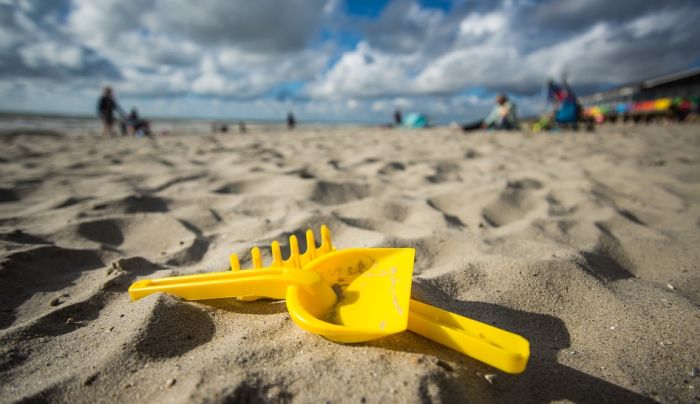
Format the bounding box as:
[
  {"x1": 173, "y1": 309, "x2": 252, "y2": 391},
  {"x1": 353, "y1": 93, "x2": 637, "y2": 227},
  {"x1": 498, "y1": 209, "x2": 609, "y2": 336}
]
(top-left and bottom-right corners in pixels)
[
  {"x1": 128, "y1": 268, "x2": 319, "y2": 302},
  {"x1": 407, "y1": 299, "x2": 530, "y2": 374}
]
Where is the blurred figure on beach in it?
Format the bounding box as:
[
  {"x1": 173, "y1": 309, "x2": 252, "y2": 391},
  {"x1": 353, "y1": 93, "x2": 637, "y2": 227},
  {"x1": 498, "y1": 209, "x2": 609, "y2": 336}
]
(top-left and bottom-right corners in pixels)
[
  {"x1": 547, "y1": 79, "x2": 583, "y2": 129},
  {"x1": 124, "y1": 108, "x2": 151, "y2": 137},
  {"x1": 462, "y1": 93, "x2": 519, "y2": 131},
  {"x1": 484, "y1": 93, "x2": 519, "y2": 129},
  {"x1": 532, "y1": 80, "x2": 590, "y2": 132},
  {"x1": 393, "y1": 109, "x2": 402, "y2": 126},
  {"x1": 670, "y1": 97, "x2": 693, "y2": 122},
  {"x1": 97, "y1": 86, "x2": 123, "y2": 137},
  {"x1": 287, "y1": 112, "x2": 296, "y2": 130}
]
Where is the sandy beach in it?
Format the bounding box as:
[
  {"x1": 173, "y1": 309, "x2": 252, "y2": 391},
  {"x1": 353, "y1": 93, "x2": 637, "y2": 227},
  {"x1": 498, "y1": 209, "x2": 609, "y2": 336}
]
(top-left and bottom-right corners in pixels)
[{"x1": 1, "y1": 125, "x2": 699, "y2": 403}]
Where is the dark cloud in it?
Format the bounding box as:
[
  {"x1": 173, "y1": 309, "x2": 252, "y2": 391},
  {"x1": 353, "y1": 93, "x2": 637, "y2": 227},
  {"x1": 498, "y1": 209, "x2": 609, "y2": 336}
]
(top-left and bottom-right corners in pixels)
[
  {"x1": 0, "y1": 45, "x2": 121, "y2": 81},
  {"x1": 155, "y1": 0, "x2": 327, "y2": 53},
  {"x1": 359, "y1": 0, "x2": 469, "y2": 55},
  {"x1": 565, "y1": 12, "x2": 700, "y2": 87},
  {"x1": 530, "y1": 0, "x2": 696, "y2": 31}
]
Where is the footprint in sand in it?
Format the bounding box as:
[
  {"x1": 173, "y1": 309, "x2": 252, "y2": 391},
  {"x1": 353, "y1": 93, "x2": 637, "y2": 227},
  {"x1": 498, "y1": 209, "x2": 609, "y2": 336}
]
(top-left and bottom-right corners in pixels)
[
  {"x1": 482, "y1": 179, "x2": 543, "y2": 227},
  {"x1": 91, "y1": 194, "x2": 169, "y2": 214}
]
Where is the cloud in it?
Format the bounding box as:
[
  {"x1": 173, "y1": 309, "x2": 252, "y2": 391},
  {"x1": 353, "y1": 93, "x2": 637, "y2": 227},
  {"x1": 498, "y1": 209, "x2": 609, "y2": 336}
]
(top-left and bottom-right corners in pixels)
[
  {"x1": 153, "y1": 0, "x2": 327, "y2": 53},
  {"x1": 20, "y1": 41, "x2": 84, "y2": 70},
  {"x1": 0, "y1": 1, "x2": 120, "y2": 80},
  {"x1": 458, "y1": 11, "x2": 506, "y2": 38},
  {"x1": 309, "y1": 0, "x2": 700, "y2": 99},
  {"x1": 306, "y1": 42, "x2": 416, "y2": 98},
  {"x1": 4, "y1": 0, "x2": 333, "y2": 99},
  {"x1": 525, "y1": 7, "x2": 700, "y2": 88},
  {"x1": 529, "y1": 0, "x2": 696, "y2": 32},
  {"x1": 361, "y1": 0, "x2": 453, "y2": 54},
  {"x1": 1, "y1": 0, "x2": 700, "y2": 122}
]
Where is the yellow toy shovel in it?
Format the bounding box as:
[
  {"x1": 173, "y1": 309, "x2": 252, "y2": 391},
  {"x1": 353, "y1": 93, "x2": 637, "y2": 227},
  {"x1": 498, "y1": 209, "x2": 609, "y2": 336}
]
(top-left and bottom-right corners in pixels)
[
  {"x1": 288, "y1": 234, "x2": 530, "y2": 373},
  {"x1": 248, "y1": 226, "x2": 529, "y2": 374},
  {"x1": 128, "y1": 225, "x2": 530, "y2": 374},
  {"x1": 129, "y1": 246, "x2": 416, "y2": 343}
]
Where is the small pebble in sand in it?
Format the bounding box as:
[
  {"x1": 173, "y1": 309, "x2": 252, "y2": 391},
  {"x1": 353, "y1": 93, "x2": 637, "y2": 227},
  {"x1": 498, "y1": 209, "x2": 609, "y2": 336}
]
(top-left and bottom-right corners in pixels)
[
  {"x1": 165, "y1": 378, "x2": 176, "y2": 388},
  {"x1": 690, "y1": 367, "x2": 699, "y2": 377},
  {"x1": 667, "y1": 284, "x2": 675, "y2": 290},
  {"x1": 65, "y1": 317, "x2": 74, "y2": 324},
  {"x1": 484, "y1": 374, "x2": 497, "y2": 385},
  {"x1": 609, "y1": 326, "x2": 616, "y2": 330}
]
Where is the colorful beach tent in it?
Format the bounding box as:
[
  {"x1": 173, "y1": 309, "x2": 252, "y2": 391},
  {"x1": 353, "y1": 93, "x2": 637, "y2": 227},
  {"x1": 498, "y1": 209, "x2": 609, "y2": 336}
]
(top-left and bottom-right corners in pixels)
[{"x1": 402, "y1": 113, "x2": 428, "y2": 128}]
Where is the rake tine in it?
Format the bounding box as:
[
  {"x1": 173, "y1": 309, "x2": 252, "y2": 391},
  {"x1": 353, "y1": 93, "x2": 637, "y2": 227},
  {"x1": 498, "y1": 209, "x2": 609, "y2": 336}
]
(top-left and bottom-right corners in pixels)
[
  {"x1": 230, "y1": 254, "x2": 241, "y2": 271},
  {"x1": 271, "y1": 241, "x2": 283, "y2": 267},
  {"x1": 251, "y1": 247, "x2": 263, "y2": 269},
  {"x1": 288, "y1": 235, "x2": 301, "y2": 268}
]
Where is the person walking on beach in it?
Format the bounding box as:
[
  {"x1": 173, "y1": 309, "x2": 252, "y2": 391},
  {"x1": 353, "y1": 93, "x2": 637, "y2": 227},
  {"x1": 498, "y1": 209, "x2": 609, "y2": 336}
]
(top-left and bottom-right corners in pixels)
[
  {"x1": 97, "y1": 86, "x2": 122, "y2": 137},
  {"x1": 393, "y1": 109, "x2": 403, "y2": 126},
  {"x1": 287, "y1": 112, "x2": 296, "y2": 130}
]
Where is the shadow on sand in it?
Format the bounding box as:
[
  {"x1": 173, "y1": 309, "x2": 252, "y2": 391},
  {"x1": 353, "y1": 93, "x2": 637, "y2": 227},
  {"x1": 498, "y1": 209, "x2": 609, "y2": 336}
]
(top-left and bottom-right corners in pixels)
[{"x1": 367, "y1": 279, "x2": 656, "y2": 403}]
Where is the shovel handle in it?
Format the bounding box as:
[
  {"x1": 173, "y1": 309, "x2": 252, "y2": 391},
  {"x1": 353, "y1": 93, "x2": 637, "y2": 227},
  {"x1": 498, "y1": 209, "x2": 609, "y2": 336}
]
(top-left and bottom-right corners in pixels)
[
  {"x1": 407, "y1": 299, "x2": 530, "y2": 374},
  {"x1": 128, "y1": 268, "x2": 317, "y2": 302}
]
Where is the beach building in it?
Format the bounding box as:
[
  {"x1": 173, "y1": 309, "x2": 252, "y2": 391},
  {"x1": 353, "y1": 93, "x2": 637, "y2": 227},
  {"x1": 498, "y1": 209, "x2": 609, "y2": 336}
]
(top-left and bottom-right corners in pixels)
[{"x1": 580, "y1": 66, "x2": 700, "y2": 122}]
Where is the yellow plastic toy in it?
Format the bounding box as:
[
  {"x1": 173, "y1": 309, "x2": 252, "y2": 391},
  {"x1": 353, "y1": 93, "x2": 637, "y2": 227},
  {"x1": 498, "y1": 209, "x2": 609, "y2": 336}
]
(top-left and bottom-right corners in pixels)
[
  {"x1": 288, "y1": 229, "x2": 528, "y2": 373},
  {"x1": 407, "y1": 299, "x2": 529, "y2": 374},
  {"x1": 286, "y1": 248, "x2": 415, "y2": 342},
  {"x1": 128, "y1": 225, "x2": 530, "y2": 374},
  {"x1": 129, "y1": 243, "x2": 416, "y2": 343}
]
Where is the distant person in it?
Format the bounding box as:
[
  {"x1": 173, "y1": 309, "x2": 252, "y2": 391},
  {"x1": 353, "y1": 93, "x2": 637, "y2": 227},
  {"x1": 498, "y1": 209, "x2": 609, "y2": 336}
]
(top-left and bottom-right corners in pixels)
[
  {"x1": 125, "y1": 108, "x2": 151, "y2": 137},
  {"x1": 670, "y1": 97, "x2": 692, "y2": 122},
  {"x1": 97, "y1": 86, "x2": 123, "y2": 137},
  {"x1": 462, "y1": 93, "x2": 519, "y2": 131},
  {"x1": 287, "y1": 112, "x2": 296, "y2": 130},
  {"x1": 211, "y1": 122, "x2": 229, "y2": 133},
  {"x1": 393, "y1": 109, "x2": 402, "y2": 126},
  {"x1": 238, "y1": 121, "x2": 247, "y2": 133},
  {"x1": 548, "y1": 79, "x2": 583, "y2": 129},
  {"x1": 483, "y1": 93, "x2": 518, "y2": 130}
]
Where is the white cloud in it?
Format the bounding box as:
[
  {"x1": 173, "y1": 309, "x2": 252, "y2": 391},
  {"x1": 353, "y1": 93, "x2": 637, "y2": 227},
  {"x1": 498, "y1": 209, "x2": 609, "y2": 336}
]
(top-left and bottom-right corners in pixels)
[
  {"x1": 306, "y1": 42, "x2": 417, "y2": 98},
  {"x1": 19, "y1": 41, "x2": 84, "y2": 69},
  {"x1": 458, "y1": 12, "x2": 506, "y2": 38}
]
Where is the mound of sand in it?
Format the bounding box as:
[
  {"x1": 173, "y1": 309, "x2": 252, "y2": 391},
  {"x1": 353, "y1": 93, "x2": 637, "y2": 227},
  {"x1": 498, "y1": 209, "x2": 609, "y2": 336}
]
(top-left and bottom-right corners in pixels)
[{"x1": 1, "y1": 126, "x2": 698, "y2": 402}]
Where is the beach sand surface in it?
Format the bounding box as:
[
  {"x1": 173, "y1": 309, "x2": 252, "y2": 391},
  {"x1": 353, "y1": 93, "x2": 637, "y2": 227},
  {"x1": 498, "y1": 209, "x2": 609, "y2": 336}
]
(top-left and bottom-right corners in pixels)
[{"x1": 1, "y1": 125, "x2": 699, "y2": 403}]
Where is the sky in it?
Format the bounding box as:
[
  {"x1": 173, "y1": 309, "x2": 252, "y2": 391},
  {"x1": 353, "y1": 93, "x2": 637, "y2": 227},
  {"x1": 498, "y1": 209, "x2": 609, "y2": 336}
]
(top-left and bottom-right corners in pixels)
[{"x1": 0, "y1": 0, "x2": 699, "y2": 123}]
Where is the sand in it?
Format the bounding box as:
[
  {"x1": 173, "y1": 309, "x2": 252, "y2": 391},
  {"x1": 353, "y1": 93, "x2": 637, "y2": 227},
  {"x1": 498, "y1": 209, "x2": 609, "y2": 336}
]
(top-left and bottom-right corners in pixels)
[{"x1": 0, "y1": 125, "x2": 699, "y2": 403}]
